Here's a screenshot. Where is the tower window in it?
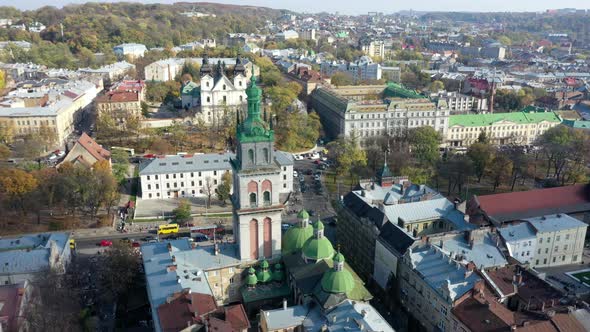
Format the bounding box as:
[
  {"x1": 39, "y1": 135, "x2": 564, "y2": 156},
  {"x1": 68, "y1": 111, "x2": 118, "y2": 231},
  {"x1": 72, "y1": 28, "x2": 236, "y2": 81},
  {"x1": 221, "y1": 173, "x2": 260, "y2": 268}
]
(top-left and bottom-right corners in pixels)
[
  {"x1": 263, "y1": 148, "x2": 269, "y2": 163},
  {"x1": 223, "y1": 95, "x2": 227, "y2": 103},
  {"x1": 206, "y1": 82, "x2": 210, "y2": 87},
  {"x1": 249, "y1": 193, "x2": 257, "y2": 207},
  {"x1": 263, "y1": 191, "x2": 271, "y2": 205},
  {"x1": 239, "y1": 95, "x2": 243, "y2": 102},
  {"x1": 248, "y1": 149, "x2": 254, "y2": 164},
  {"x1": 239, "y1": 81, "x2": 242, "y2": 86},
  {"x1": 207, "y1": 97, "x2": 210, "y2": 103},
  {"x1": 223, "y1": 84, "x2": 226, "y2": 90}
]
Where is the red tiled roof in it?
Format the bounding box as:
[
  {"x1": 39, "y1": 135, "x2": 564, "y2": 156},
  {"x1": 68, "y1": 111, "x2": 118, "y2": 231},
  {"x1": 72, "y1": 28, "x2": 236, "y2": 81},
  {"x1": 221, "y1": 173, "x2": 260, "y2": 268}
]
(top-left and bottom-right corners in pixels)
[
  {"x1": 157, "y1": 292, "x2": 217, "y2": 332},
  {"x1": 223, "y1": 304, "x2": 250, "y2": 330},
  {"x1": 208, "y1": 317, "x2": 235, "y2": 332},
  {"x1": 76, "y1": 132, "x2": 111, "y2": 162},
  {"x1": 472, "y1": 184, "x2": 590, "y2": 223},
  {"x1": 63, "y1": 90, "x2": 80, "y2": 100},
  {"x1": 550, "y1": 312, "x2": 586, "y2": 332},
  {"x1": 452, "y1": 297, "x2": 511, "y2": 332},
  {"x1": 96, "y1": 91, "x2": 139, "y2": 103},
  {"x1": 0, "y1": 282, "x2": 27, "y2": 332}
]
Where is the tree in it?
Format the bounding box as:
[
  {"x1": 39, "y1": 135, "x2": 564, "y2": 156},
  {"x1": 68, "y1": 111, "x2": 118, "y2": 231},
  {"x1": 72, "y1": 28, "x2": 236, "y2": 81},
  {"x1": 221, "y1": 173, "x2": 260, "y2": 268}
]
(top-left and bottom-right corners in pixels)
[
  {"x1": 330, "y1": 72, "x2": 353, "y2": 86},
  {"x1": 401, "y1": 166, "x2": 432, "y2": 184},
  {"x1": 0, "y1": 168, "x2": 38, "y2": 214},
  {"x1": 428, "y1": 80, "x2": 445, "y2": 93},
  {"x1": 436, "y1": 154, "x2": 474, "y2": 196},
  {"x1": 215, "y1": 171, "x2": 232, "y2": 205},
  {"x1": 149, "y1": 138, "x2": 173, "y2": 155},
  {"x1": 489, "y1": 153, "x2": 513, "y2": 192},
  {"x1": 203, "y1": 176, "x2": 214, "y2": 208},
  {"x1": 408, "y1": 127, "x2": 441, "y2": 166},
  {"x1": 477, "y1": 131, "x2": 489, "y2": 144},
  {"x1": 0, "y1": 143, "x2": 9, "y2": 160},
  {"x1": 327, "y1": 135, "x2": 367, "y2": 187},
  {"x1": 172, "y1": 199, "x2": 192, "y2": 224},
  {"x1": 98, "y1": 240, "x2": 140, "y2": 301},
  {"x1": 0, "y1": 69, "x2": 5, "y2": 90},
  {"x1": 140, "y1": 101, "x2": 149, "y2": 117},
  {"x1": 467, "y1": 143, "x2": 495, "y2": 182}
]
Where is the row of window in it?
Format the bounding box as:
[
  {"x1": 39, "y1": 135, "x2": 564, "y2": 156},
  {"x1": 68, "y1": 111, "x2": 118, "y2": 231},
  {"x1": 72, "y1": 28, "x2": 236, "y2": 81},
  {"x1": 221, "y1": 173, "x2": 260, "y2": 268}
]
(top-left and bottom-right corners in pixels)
[
  {"x1": 536, "y1": 255, "x2": 578, "y2": 265},
  {"x1": 15, "y1": 119, "x2": 56, "y2": 126},
  {"x1": 146, "y1": 171, "x2": 218, "y2": 181},
  {"x1": 539, "y1": 233, "x2": 572, "y2": 243},
  {"x1": 147, "y1": 179, "x2": 218, "y2": 190},
  {"x1": 349, "y1": 111, "x2": 448, "y2": 120}
]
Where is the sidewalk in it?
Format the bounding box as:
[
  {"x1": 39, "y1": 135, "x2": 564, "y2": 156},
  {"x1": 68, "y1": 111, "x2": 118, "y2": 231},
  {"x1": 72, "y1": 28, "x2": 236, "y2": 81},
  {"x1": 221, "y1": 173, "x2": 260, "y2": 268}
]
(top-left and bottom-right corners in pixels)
[{"x1": 134, "y1": 196, "x2": 232, "y2": 219}]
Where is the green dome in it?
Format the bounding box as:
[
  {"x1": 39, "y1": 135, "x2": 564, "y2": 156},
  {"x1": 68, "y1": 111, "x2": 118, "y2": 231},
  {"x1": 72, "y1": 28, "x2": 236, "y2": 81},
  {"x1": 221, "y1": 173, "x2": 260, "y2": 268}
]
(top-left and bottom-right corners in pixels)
[
  {"x1": 282, "y1": 222, "x2": 313, "y2": 255},
  {"x1": 245, "y1": 75, "x2": 261, "y2": 100},
  {"x1": 302, "y1": 235, "x2": 334, "y2": 261},
  {"x1": 334, "y1": 252, "x2": 345, "y2": 264},
  {"x1": 272, "y1": 263, "x2": 284, "y2": 282},
  {"x1": 297, "y1": 209, "x2": 310, "y2": 220},
  {"x1": 314, "y1": 220, "x2": 325, "y2": 231},
  {"x1": 321, "y1": 266, "x2": 355, "y2": 294},
  {"x1": 246, "y1": 267, "x2": 257, "y2": 287},
  {"x1": 256, "y1": 260, "x2": 272, "y2": 283}
]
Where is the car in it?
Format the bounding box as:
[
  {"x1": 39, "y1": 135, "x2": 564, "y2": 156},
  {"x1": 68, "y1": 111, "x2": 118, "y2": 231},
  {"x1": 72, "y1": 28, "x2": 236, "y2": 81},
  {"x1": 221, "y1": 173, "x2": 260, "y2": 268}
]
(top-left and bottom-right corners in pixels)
[
  {"x1": 298, "y1": 175, "x2": 304, "y2": 182},
  {"x1": 318, "y1": 164, "x2": 327, "y2": 170},
  {"x1": 98, "y1": 240, "x2": 113, "y2": 247},
  {"x1": 143, "y1": 235, "x2": 156, "y2": 242},
  {"x1": 314, "y1": 174, "x2": 321, "y2": 181},
  {"x1": 131, "y1": 241, "x2": 141, "y2": 248},
  {"x1": 306, "y1": 169, "x2": 313, "y2": 175},
  {"x1": 314, "y1": 160, "x2": 322, "y2": 165},
  {"x1": 293, "y1": 170, "x2": 298, "y2": 177},
  {"x1": 310, "y1": 153, "x2": 320, "y2": 160}
]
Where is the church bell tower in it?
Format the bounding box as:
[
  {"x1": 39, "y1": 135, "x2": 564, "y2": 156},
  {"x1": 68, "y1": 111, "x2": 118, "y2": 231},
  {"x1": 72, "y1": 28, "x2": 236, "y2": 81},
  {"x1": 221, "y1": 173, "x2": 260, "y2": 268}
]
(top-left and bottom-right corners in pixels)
[{"x1": 231, "y1": 76, "x2": 283, "y2": 261}]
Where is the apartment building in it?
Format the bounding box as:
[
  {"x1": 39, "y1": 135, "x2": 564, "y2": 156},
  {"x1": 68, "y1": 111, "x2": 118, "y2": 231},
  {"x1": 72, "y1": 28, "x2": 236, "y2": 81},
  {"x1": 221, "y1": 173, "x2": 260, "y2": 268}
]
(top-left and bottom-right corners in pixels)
[
  {"x1": 447, "y1": 111, "x2": 561, "y2": 147},
  {"x1": 432, "y1": 91, "x2": 487, "y2": 113},
  {"x1": 113, "y1": 43, "x2": 147, "y2": 60},
  {"x1": 310, "y1": 84, "x2": 449, "y2": 143},
  {"x1": 361, "y1": 40, "x2": 386, "y2": 58},
  {"x1": 320, "y1": 56, "x2": 382, "y2": 82},
  {"x1": 0, "y1": 79, "x2": 99, "y2": 145},
  {"x1": 139, "y1": 152, "x2": 293, "y2": 200},
  {"x1": 398, "y1": 244, "x2": 481, "y2": 332},
  {"x1": 527, "y1": 214, "x2": 587, "y2": 267}
]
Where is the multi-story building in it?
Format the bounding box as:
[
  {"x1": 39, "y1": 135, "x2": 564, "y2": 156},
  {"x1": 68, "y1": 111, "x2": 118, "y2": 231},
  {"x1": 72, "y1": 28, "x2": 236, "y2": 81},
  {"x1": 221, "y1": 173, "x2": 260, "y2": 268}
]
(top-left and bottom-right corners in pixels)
[
  {"x1": 113, "y1": 43, "x2": 147, "y2": 60},
  {"x1": 144, "y1": 56, "x2": 258, "y2": 82},
  {"x1": 0, "y1": 233, "x2": 72, "y2": 284},
  {"x1": 398, "y1": 243, "x2": 481, "y2": 332},
  {"x1": 138, "y1": 152, "x2": 293, "y2": 200},
  {"x1": 0, "y1": 79, "x2": 99, "y2": 146},
  {"x1": 447, "y1": 111, "x2": 561, "y2": 147},
  {"x1": 96, "y1": 79, "x2": 145, "y2": 124},
  {"x1": 338, "y1": 167, "x2": 471, "y2": 282},
  {"x1": 299, "y1": 28, "x2": 316, "y2": 41},
  {"x1": 321, "y1": 56, "x2": 382, "y2": 82},
  {"x1": 526, "y1": 214, "x2": 587, "y2": 267},
  {"x1": 310, "y1": 84, "x2": 449, "y2": 143},
  {"x1": 61, "y1": 132, "x2": 111, "y2": 169},
  {"x1": 78, "y1": 61, "x2": 135, "y2": 83},
  {"x1": 360, "y1": 40, "x2": 385, "y2": 58},
  {"x1": 432, "y1": 91, "x2": 487, "y2": 113},
  {"x1": 276, "y1": 30, "x2": 299, "y2": 40},
  {"x1": 498, "y1": 222, "x2": 537, "y2": 265}
]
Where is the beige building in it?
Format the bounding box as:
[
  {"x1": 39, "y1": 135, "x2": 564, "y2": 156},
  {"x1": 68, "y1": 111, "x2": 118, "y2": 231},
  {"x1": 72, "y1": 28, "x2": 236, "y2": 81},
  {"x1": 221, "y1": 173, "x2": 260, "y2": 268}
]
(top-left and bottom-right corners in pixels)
[
  {"x1": 527, "y1": 214, "x2": 587, "y2": 267},
  {"x1": 0, "y1": 80, "x2": 99, "y2": 146},
  {"x1": 447, "y1": 111, "x2": 562, "y2": 147},
  {"x1": 61, "y1": 132, "x2": 111, "y2": 168},
  {"x1": 361, "y1": 40, "x2": 385, "y2": 58}
]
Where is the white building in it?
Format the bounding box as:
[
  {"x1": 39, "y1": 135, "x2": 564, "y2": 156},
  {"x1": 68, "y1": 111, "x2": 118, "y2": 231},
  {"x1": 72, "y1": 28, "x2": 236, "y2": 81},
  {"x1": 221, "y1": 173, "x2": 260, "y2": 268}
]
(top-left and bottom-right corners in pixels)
[
  {"x1": 432, "y1": 91, "x2": 487, "y2": 113},
  {"x1": 321, "y1": 56, "x2": 382, "y2": 82},
  {"x1": 527, "y1": 214, "x2": 587, "y2": 268},
  {"x1": 276, "y1": 30, "x2": 299, "y2": 41},
  {"x1": 139, "y1": 152, "x2": 293, "y2": 200},
  {"x1": 27, "y1": 21, "x2": 46, "y2": 33},
  {"x1": 144, "y1": 57, "x2": 258, "y2": 82},
  {"x1": 498, "y1": 222, "x2": 537, "y2": 265},
  {"x1": 78, "y1": 61, "x2": 135, "y2": 82},
  {"x1": 361, "y1": 40, "x2": 385, "y2": 58},
  {"x1": 0, "y1": 233, "x2": 72, "y2": 284},
  {"x1": 113, "y1": 43, "x2": 147, "y2": 60},
  {"x1": 300, "y1": 29, "x2": 316, "y2": 41}
]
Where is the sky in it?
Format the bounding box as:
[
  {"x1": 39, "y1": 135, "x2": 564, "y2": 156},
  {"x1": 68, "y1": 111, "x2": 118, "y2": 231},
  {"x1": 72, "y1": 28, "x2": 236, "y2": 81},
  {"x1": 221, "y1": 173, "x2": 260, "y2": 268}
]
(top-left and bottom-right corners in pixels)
[{"x1": 8, "y1": 0, "x2": 590, "y2": 14}]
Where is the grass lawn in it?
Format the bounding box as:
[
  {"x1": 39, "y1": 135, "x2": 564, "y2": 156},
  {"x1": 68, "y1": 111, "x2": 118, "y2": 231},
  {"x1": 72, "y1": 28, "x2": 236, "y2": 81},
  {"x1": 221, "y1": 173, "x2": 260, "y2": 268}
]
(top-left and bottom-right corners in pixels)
[{"x1": 572, "y1": 271, "x2": 590, "y2": 284}]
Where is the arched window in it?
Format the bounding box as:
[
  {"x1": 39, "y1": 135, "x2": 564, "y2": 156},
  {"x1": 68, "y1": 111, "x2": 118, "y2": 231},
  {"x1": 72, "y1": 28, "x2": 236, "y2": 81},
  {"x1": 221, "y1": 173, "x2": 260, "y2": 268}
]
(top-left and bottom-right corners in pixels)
[
  {"x1": 239, "y1": 95, "x2": 243, "y2": 102},
  {"x1": 263, "y1": 191, "x2": 271, "y2": 205},
  {"x1": 206, "y1": 82, "x2": 210, "y2": 87},
  {"x1": 248, "y1": 149, "x2": 254, "y2": 164},
  {"x1": 239, "y1": 81, "x2": 242, "y2": 86},
  {"x1": 263, "y1": 148, "x2": 269, "y2": 163},
  {"x1": 223, "y1": 84, "x2": 226, "y2": 90},
  {"x1": 206, "y1": 97, "x2": 210, "y2": 103},
  {"x1": 249, "y1": 193, "x2": 257, "y2": 207}
]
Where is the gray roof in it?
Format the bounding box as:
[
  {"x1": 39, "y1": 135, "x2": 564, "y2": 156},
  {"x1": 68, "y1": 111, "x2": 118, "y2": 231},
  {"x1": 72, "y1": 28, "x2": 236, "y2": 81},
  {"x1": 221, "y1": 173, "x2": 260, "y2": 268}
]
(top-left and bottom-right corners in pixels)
[
  {"x1": 383, "y1": 198, "x2": 473, "y2": 230},
  {"x1": 498, "y1": 222, "x2": 536, "y2": 242},
  {"x1": 141, "y1": 239, "x2": 241, "y2": 332},
  {"x1": 326, "y1": 300, "x2": 395, "y2": 332},
  {"x1": 263, "y1": 305, "x2": 309, "y2": 329},
  {"x1": 139, "y1": 151, "x2": 292, "y2": 176},
  {"x1": 437, "y1": 232, "x2": 507, "y2": 269},
  {"x1": 0, "y1": 232, "x2": 70, "y2": 275},
  {"x1": 526, "y1": 214, "x2": 587, "y2": 233},
  {"x1": 410, "y1": 245, "x2": 481, "y2": 301}
]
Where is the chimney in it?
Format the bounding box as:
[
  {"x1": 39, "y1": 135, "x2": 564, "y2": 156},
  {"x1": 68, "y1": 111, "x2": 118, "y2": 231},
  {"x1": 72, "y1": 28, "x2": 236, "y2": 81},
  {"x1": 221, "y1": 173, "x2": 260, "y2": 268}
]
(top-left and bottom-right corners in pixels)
[
  {"x1": 283, "y1": 298, "x2": 288, "y2": 310},
  {"x1": 361, "y1": 309, "x2": 367, "y2": 317}
]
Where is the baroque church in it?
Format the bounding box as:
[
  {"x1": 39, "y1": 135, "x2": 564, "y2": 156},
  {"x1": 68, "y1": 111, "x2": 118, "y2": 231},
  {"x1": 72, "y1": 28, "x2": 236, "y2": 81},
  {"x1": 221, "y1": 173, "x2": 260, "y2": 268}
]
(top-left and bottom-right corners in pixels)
[{"x1": 181, "y1": 54, "x2": 250, "y2": 125}]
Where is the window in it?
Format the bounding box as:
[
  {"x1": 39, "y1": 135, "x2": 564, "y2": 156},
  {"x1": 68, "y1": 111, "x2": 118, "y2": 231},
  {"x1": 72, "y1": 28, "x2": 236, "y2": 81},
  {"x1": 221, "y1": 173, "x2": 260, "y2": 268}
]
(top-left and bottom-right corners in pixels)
[
  {"x1": 156, "y1": 184, "x2": 159, "y2": 189},
  {"x1": 223, "y1": 95, "x2": 227, "y2": 103},
  {"x1": 554, "y1": 246, "x2": 559, "y2": 252},
  {"x1": 562, "y1": 256, "x2": 566, "y2": 261},
  {"x1": 536, "y1": 259, "x2": 539, "y2": 265},
  {"x1": 213, "y1": 171, "x2": 217, "y2": 176},
  {"x1": 166, "y1": 174, "x2": 169, "y2": 179},
  {"x1": 545, "y1": 248, "x2": 549, "y2": 254},
  {"x1": 573, "y1": 255, "x2": 578, "y2": 262},
  {"x1": 544, "y1": 258, "x2": 547, "y2": 264},
  {"x1": 564, "y1": 244, "x2": 568, "y2": 251},
  {"x1": 552, "y1": 257, "x2": 556, "y2": 263},
  {"x1": 556, "y1": 235, "x2": 560, "y2": 241},
  {"x1": 263, "y1": 191, "x2": 271, "y2": 205},
  {"x1": 539, "y1": 238, "x2": 543, "y2": 244},
  {"x1": 155, "y1": 175, "x2": 158, "y2": 180},
  {"x1": 181, "y1": 182, "x2": 184, "y2": 187},
  {"x1": 223, "y1": 84, "x2": 226, "y2": 90},
  {"x1": 166, "y1": 183, "x2": 170, "y2": 188},
  {"x1": 565, "y1": 234, "x2": 570, "y2": 240},
  {"x1": 147, "y1": 176, "x2": 150, "y2": 180},
  {"x1": 191, "y1": 181, "x2": 195, "y2": 186},
  {"x1": 191, "y1": 172, "x2": 194, "y2": 177},
  {"x1": 248, "y1": 149, "x2": 254, "y2": 164},
  {"x1": 198, "y1": 172, "x2": 202, "y2": 177},
  {"x1": 148, "y1": 193, "x2": 152, "y2": 198},
  {"x1": 173, "y1": 174, "x2": 176, "y2": 179},
  {"x1": 249, "y1": 193, "x2": 257, "y2": 206},
  {"x1": 263, "y1": 148, "x2": 269, "y2": 163},
  {"x1": 174, "y1": 182, "x2": 178, "y2": 188},
  {"x1": 283, "y1": 183, "x2": 287, "y2": 188},
  {"x1": 239, "y1": 95, "x2": 243, "y2": 101}
]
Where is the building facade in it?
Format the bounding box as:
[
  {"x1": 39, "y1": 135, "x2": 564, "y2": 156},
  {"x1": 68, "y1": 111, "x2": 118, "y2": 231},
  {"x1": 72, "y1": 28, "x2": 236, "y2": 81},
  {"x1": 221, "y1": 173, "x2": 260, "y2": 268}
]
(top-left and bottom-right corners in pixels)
[
  {"x1": 311, "y1": 85, "x2": 449, "y2": 143},
  {"x1": 527, "y1": 214, "x2": 587, "y2": 267},
  {"x1": 447, "y1": 111, "x2": 561, "y2": 147},
  {"x1": 113, "y1": 43, "x2": 147, "y2": 60},
  {"x1": 320, "y1": 56, "x2": 382, "y2": 82},
  {"x1": 232, "y1": 76, "x2": 290, "y2": 261},
  {"x1": 361, "y1": 40, "x2": 385, "y2": 58},
  {"x1": 432, "y1": 91, "x2": 487, "y2": 113}
]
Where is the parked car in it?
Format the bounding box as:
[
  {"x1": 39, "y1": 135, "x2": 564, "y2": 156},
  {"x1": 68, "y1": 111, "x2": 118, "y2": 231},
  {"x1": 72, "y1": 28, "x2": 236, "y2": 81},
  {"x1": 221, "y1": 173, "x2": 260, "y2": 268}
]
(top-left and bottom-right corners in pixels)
[
  {"x1": 98, "y1": 240, "x2": 113, "y2": 247},
  {"x1": 293, "y1": 170, "x2": 298, "y2": 178},
  {"x1": 314, "y1": 174, "x2": 321, "y2": 181}
]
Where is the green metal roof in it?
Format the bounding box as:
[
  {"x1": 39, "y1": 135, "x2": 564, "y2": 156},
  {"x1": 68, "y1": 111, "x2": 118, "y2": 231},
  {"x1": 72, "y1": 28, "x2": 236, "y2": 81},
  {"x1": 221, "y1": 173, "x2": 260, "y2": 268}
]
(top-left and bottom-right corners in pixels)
[
  {"x1": 237, "y1": 75, "x2": 274, "y2": 143},
  {"x1": 384, "y1": 82, "x2": 426, "y2": 99},
  {"x1": 321, "y1": 267, "x2": 355, "y2": 294},
  {"x1": 240, "y1": 282, "x2": 291, "y2": 304},
  {"x1": 297, "y1": 209, "x2": 309, "y2": 220},
  {"x1": 246, "y1": 267, "x2": 257, "y2": 286},
  {"x1": 449, "y1": 111, "x2": 562, "y2": 128},
  {"x1": 272, "y1": 264, "x2": 285, "y2": 282},
  {"x1": 180, "y1": 80, "x2": 199, "y2": 96},
  {"x1": 302, "y1": 232, "x2": 334, "y2": 261},
  {"x1": 282, "y1": 223, "x2": 313, "y2": 255},
  {"x1": 563, "y1": 119, "x2": 590, "y2": 129},
  {"x1": 314, "y1": 220, "x2": 325, "y2": 231},
  {"x1": 257, "y1": 261, "x2": 273, "y2": 283}
]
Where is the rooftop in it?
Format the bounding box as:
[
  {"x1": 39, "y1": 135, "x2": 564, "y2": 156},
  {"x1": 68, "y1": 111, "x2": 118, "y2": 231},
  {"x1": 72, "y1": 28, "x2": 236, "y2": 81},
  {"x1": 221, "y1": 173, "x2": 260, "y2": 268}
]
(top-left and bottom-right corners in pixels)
[
  {"x1": 409, "y1": 245, "x2": 481, "y2": 301},
  {"x1": 470, "y1": 184, "x2": 590, "y2": 223},
  {"x1": 437, "y1": 232, "x2": 507, "y2": 269},
  {"x1": 526, "y1": 214, "x2": 587, "y2": 233},
  {"x1": 0, "y1": 233, "x2": 70, "y2": 276},
  {"x1": 326, "y1": 300, "x2": 395, "y2": 332},
  {"x1": 449, "y1": 111, "x2": 562, "y2": 128},
  {"x1": 498, "y1": 222, "x2": 537, "y2": 242}
]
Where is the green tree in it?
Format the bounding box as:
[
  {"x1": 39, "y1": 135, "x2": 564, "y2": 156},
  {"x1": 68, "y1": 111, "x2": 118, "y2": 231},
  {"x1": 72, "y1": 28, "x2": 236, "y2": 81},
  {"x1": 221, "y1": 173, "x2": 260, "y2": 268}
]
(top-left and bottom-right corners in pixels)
[
  {"x1": 428, "y1": 80, "x2": 444, "y2": 93},
  {"x1": 467, "y1": 142, "x2": 494, "y2": 182},
  {"x1": 0, "y1": 69, "x2": 5, "y2": 90},
  {"x1": 215, "y1": 171, "x2": 232, "y2": 205},
  {"x1": 330, "y1": 72, "x2": 354, "y2": 86},
  {"x1": 140, "y1": 101, "x2": 149, "y2": 117},
  {"x1": 172, "y1": 199, "x2": 192, "y2": 224},
  {"x1": 400, "y1": 166, "x2": 432, "y2": 184},
  {"x1": 98, "y1": 240, "x2": 140, "y2": 302},
  {"x1": 327, "y1": 135, "x2": 367, "y2": 187},
  {"x1": 0, "y1": 143, "x2": 9, "y2": 160},
  {"x1": 408, "y1": 127, "x2": 441, "y2": 166},
  {"x1": 489, "y1": 153, "x2": 513, "y2": 192}
]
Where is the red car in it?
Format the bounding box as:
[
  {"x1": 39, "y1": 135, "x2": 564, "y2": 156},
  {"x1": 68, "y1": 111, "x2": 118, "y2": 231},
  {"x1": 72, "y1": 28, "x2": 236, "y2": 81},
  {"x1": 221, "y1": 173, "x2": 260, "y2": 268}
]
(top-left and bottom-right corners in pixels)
[
  {"x1": 98, "y1": 240, "x2": 113, "y2": 247},
  {"x1": 131, "y1": 242, "x2": 141, "y2": 248}
]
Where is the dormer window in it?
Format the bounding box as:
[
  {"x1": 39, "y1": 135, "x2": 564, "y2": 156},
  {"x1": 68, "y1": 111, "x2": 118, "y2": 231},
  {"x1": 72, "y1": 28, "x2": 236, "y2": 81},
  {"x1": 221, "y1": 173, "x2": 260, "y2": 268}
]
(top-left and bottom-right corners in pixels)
[
  {"x1": 239, "y1": 81, "x2": 242, "y2": 86},
  {"x1": 206, "y1": 82, "x2": 210, "y2": 87},
  {"x1": 223, "y1": 84, "x2": 226, "y2": 90}
]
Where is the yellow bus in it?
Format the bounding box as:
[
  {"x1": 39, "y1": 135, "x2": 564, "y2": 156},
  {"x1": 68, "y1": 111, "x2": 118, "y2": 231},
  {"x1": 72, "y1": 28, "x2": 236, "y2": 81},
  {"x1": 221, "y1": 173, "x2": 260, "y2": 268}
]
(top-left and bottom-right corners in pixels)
[{"x1": 158, "y1": 224, "x2": 179, "y2": 235}]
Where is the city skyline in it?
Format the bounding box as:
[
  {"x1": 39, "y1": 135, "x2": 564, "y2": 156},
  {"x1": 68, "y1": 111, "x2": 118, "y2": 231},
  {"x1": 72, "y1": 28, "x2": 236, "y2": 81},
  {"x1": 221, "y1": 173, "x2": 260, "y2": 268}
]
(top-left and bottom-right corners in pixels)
[{"x1": 10, "y1": 0, "x2": 590, "y2": 14}]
